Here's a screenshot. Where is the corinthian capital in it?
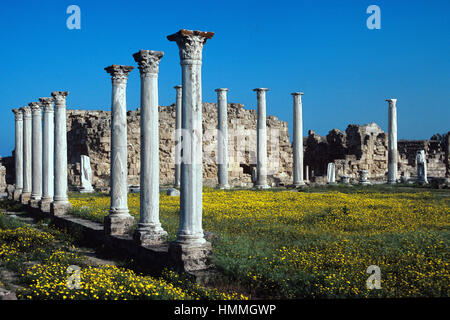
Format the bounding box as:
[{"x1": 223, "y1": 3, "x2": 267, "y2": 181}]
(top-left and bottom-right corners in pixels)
[
  {"x1": 133, "y1": 50, "x2": 164, "y2": 75},
  {"x1": 12, "y1": 108, "x2": 23, "y2": 120},
  {"x1": 28, "y1": 102, "x2": 42, "y2": 113},
  {"x1": 167, "y1": 29, "x2": 214, "y2": 62},
  {"x1": 51, "y1": 91, "x2": 69, "y2": 106},
  {"x1": 104, "y1": 65, "x2": 134, "y2": 83},
  {"x1": 39, "y1": 97, "x2": 54, "y2": 112},
  {"x1": 20, "y1": 106, "x2": 31, "y2": 119}
]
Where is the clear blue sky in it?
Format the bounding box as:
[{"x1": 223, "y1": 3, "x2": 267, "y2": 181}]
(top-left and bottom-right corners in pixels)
[{"x1": 0, "y1": 0, "x2": 449, "y2": 157}]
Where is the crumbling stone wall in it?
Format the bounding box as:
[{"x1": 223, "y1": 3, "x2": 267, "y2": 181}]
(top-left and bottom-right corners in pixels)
[
  {"x1": 305, "y1": 123, "x2": 449, "y2": 181},
  {"x1": 66, "y1": 103, "x2": 293, "y2": 190}
]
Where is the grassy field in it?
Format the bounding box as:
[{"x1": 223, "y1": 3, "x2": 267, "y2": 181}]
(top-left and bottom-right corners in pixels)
[{"x1": 66, "y1": 185, "x2": 450, "y2": 298}]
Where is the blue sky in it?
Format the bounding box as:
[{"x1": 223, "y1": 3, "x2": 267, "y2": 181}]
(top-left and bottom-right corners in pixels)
[{"x1": 0, "y1": 0, "x2": 449, "y2": 157}]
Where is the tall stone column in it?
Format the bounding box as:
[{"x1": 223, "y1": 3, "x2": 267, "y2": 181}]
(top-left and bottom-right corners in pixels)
[
  {"x1": 386, "y1": 98, "x2": 398, "y2": 184},
  {"x1": 39, "y1": 97, "x2": 54, "y2": 213},
  {"x1": 167, "y1": 29, "x2": 214, "y2": 263},
  {"x1": 104, "y1": 65, "x2": 135, "y2": 236},
  {"x1": 254, "y1": 88, "x2": 270, "y2": 189},
  {"x1": 292, "y1": 92, "x2": 305, "y2": 186},
  {"x1": 216, "y1": 88, "x2": 230, "y2": 189},
  {"x1": 12, "y1": 109, "x2": 23, "y2": 201},
  {"x1": 133, "y1": 50, "x2": 167, "y2": 244},
  {"x1": 51, "y1": 91, "x2": 72, "y2": 216},
  {"x1": 174, "y1": 85, "x2": 182, "y2": 187},
  {"x1": 29, "y1": 102, "x2": 42, "y2": 208},
  {"x1": 20, "y1": 107, "x2": 32, "y2": 204}
]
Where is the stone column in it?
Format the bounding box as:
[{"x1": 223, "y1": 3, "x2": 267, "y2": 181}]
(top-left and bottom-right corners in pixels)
[
  {"x1": 216, "y1": 88, "x2": 230, "y2": 189},
  {"x1": 254, "y1": 88, "x2": 270, "y2": 189},
  {"x1": 174, "y1": 85, "x2": 182, "y2": 187},
  {"x1": 104, "y1": 65, "x2": 135, "y2": 235},
  {"x1": 167, "y1": 29, "x2": 214, "y2": 257},
  {"x1": 39, "y1": 97, "x2": 54, "y2": 212},
  {"x1": 20, "y1": 107, "x2": 32, "y2": 204},
  {"x1": 12, "y1": 109, "x2": 23, "y2": 201},
  {"x1": 51, "y1": 91, "x2": 72, "y2": 216},
  {"x1": 133, "y1": 50, "x2": 167, "y2": 244},
  {"x1": 305, "y1": 165, "x2": 309, "y2": 182},
  {"x1": 292, "y1": 92, "x2": 305, "y2": 186},
  {"x1": 327, "y1": 162, "x2": 336, "y2": 184},
  {"x1": 386, "y1": 98, "x2": 398, "y2": 184},
  {"x1": 29, "y1": 102, "x2": 42, "y2": 208},
  {"x1": 359, "y1": 169, "x2": 370, "y2": 185}
]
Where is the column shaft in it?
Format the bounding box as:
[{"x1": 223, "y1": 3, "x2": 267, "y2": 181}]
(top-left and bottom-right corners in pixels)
[
  {"x1": 216, "y1": 88, "x2": 229, "y2": 189},
  {"x1": 168, "y1": 29, "x2": 214, "y2": 245},
  {"x1": 292, "y1": 92, "x2": 305, "y2": 186},
  {"x1": 254, "y1": 88, "x2": 269, "y2": 189},
  {"x1": 104, "y1": 65, "x2": 134, "y2": 235},
  {"x1": 174, "y1": 85, "x2": 182, "y2": 187},
  {"x1": 387, "y1": 99, "x2": 398, "y2": 184},
  {"x1": 40, "y1": 98, "x2": 54, "y2": 212},
  {"x1": 51, "y1": 91, "x2": 72, "y2": 215},
  {"x1": 21, "y1": 107, "x2": 32, "y2": 204},
  {"x1": 30, "y1": 102, "x2": 42, "y2": 206},
  {"x1": 133, "y1": 50, "x2": 167, "y2": 244},
  {"x1": 12, "y1": 109, "x2": 23, "y2": 200}
]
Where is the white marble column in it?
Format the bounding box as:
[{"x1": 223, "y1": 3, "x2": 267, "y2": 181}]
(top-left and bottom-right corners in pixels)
[
  {"x1": 254, "y1": 88, "x2": 270, "y2": 189},
  {"x1": 12, "y1": 109, "x2": 23, "y2": 201},
  {"x1": 39, "y1": 97, "x2": 54, "y2": 212},
  {"x1": 29, "y1": 102, "x2": 42, "y2": 207},
  {"x1": 51, "y1": 91, "x2": 72, "y2": 216},
  {"x1": 133, "y1": 50, "x2": 167, "y2": 244},
  {"x1": 20, "y1": 107, "x2": 32, "y2": 204},
  {"x1": 216, "y1": 88, "x2": 230, "y2": 189},
  {"x1": 292, "y1": 92, "x2": 305, "y2": 186},
  {"x1": 386, "y1": 98, "x2": 398, "y2": 184},
  {"x1": 168, "y1": 29, "x2": 214, "y2": 247},
  {"x1": 174, "y1": 85, "x2": 182, "y2": 187},
  {"x1": 104, "y1": 65, "x2": 135, "y2": 235},
  {"x1": 327, "y1": 162, "x2": 336, "y2": 184}
]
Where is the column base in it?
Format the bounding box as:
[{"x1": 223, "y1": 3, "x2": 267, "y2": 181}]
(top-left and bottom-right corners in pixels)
[
  {"x1": 51, "y1": 200, "x2": 72, "y2": 216},
  {"x1": 217, "y1": 184, "x2": 230, "y2": 190},
  {"x1": 134, "y1": 225, "x2": 168, "y2": 246},
  {"x1": 39, "y1": 198, "x2": 53, "y2": 213},
  {"x1": 104, "y1": 213, "x2": 135, "y2": 236},
  {"x1": 360, "y1": 181, "x2": 372, "y2": 185},
  {"x1": 167, "y1": 188, "x2": 180, "y2": 196},
  {"x1": 29, "y1": 198, "x2": 41, "y2": 208},
  {"x1": 169, "y1": 240, "x2": 213, "y2": 272},
  {"x1": 293, "y1": 181, "x2": 306, "y2": 187},
  {"x1": 13, "y1": 189, "x2": 22, "y2": 201},
  {"x1": 254, "y1": 184, "x2": 270, "y2": 190},
  {"x1": 20, "y1": 192, "x2": 31, "y2": 205}
]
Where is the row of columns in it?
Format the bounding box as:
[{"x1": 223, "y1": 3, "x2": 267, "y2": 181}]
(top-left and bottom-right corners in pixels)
[{"x1": 12, "y1": 93, "x2": 72, "y2": 215}]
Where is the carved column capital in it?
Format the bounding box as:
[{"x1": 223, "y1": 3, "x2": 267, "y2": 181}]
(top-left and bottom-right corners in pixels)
[
  {"x1": 12, "y1": 108, "x2": 23, "y2": 121},
  {"x1": 39, "y1": 97, "x2": 54, "y2": 112},
  {"x1": 133, "y1": 50, "x2": 164, "y2": 75},
  {"x1": 51, "y1": 91, "x2": 69, "y2": 106},
  {"x1": 20, "y1": 106, "x2": 31, "y2": 119},
  {"x1": 291, "y1": 92, "x2": 304, "y2": 96},
  {"x1": 104, "y1": 65, "x2": 134, "y2": 84},
  {"x1": 167, "y1": 29, "x2": 214, "y2": 63},
  {"x1": 28, "y1": 102, "x2": 42, "y2": 113},
  {"x1": 215, "y1": 88, "x2": 228, "y2": 101}
]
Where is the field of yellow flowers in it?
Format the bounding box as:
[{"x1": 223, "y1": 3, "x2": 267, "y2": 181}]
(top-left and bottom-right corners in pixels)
[
  {"x1": 68, "y1": 187, "x2": 450, "y2": 298},
  {"x1": 0, "y1": 205, "x2": 245, "y2": 300}
]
